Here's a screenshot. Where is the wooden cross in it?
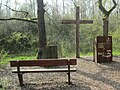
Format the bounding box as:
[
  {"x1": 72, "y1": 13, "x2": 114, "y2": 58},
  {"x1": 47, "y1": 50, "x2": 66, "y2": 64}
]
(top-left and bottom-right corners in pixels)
[{"x1": 62, "y1": 6, "x2": 93, "y2": 58}]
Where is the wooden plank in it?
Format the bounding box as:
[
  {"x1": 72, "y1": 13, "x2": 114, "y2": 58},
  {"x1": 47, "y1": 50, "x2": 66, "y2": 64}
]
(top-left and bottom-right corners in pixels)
[
  {"x1": 12, "y1": 68, "x2": 77, "y2": 73},
  {"x1": 76, "y1": 6, "x2": 80, "y2": 58},
  {"x1": 10, "y1": 59, "x2": 77, "y2": 67},
  {"x1": 62, "y1": 20, "x2": 93, "y2": 24}
]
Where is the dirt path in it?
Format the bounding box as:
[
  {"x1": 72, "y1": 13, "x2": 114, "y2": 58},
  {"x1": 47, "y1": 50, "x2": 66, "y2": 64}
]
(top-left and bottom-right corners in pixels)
[{"x1": 0, "y1": 57, "x2": 120, "y2": 90}]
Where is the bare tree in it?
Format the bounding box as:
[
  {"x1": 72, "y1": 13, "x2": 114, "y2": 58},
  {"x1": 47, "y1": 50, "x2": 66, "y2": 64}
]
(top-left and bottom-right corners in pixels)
[{"x1": 98, "y1": 0, "x2": 117, "y2": 36}]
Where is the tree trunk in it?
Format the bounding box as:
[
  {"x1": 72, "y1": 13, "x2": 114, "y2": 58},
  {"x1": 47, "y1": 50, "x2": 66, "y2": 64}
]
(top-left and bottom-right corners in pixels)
[
  {"x1": 37, "y1": 0, "x2": 58, "y2": 59},
  {"x1": 37, "y1": 0, "x2": 46, "y2": 47},
  {"x1": 37, "y1": 0, "x2": 47, "y2": 59},
  {"x1": 103, "y1": 17, "x2": 109, "y2": 36}
]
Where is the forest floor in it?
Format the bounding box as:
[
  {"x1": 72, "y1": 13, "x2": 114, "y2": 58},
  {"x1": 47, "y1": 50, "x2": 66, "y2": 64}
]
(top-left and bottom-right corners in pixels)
[{"x1": 0, "y1": 56, "x2": 120, "y2": 90}]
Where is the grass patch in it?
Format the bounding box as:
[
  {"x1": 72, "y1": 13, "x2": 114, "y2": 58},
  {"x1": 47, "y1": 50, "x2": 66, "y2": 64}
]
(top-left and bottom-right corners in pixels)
[
  {"x1": 113, "y1": 51, "x2": 120, "y2": 56},
  {"x1": 80, "y1": 52, "x2": 93, "y2": 57}
]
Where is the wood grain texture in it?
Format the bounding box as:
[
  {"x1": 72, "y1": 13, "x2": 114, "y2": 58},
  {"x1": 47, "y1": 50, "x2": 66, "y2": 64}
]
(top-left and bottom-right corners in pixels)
[{"x1": 10, "y1": 59, "x2": 77, "y2": 67}]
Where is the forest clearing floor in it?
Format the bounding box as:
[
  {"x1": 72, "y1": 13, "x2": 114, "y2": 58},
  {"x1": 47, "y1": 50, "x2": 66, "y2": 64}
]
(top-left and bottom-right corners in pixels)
[{"x1": 0, "y1": 56, "x2": 120, "y2": 90}]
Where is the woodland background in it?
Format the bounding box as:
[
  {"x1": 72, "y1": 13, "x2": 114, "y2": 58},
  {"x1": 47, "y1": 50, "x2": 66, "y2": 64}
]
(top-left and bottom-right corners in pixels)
[{"x1": 0, "y1": 0, "x2": 120, "y2": 57}]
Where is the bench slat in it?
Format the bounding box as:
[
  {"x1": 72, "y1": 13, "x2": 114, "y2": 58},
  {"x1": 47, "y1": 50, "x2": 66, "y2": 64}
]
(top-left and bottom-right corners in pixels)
[
  {"x1": 10, "y1": 59, "x2": 76, "y2": 67},
  {"x1": 12, "y1": 68, "x2": 77, "y2": 73}
]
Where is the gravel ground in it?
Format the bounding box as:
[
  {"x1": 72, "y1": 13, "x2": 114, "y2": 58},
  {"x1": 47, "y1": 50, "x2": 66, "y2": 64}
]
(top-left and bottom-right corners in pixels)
[{"x1": 0, "y1": 56, "x2": 120, "y2": 90}]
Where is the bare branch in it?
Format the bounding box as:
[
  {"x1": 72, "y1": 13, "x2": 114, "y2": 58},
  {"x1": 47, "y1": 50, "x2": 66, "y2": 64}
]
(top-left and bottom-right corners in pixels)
[
  {"x1": 0, "y1": 18, "x2": 37, "y2": 24},
  {"x1": 71, "y1": 0, "x2": 77, "y2": 7},
  {"x1": 30, "y1": 18, "x2": 37, "y2": 20},
  {"x1": 108, "y1": 0, "x2": 117, "y2": 14},
  {"x1": 5, "y1": 5, "x2": 29, "y2": 17},
  {"x1": 98, "y1": 0, "x2": 108, "y2": 16},
  {"x1": 98, "y1": 0, "x2": 117, "y2": 17}
]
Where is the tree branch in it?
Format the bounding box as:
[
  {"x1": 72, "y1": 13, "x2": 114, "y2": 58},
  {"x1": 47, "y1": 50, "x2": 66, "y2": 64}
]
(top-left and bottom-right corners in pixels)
[
  {"x1": 30, "y1": 18, "x2": 37, "y2": 20},
  {"x1": 5, "y1": 5, "x2": 29, "y2": 17},
  {"x1": 98, "y1": 0, "x2": 117, "y2": 17},
  {"x1": 98, "y1": 0, "x2": 108, "y2": 16},
  {"x1": 108, "y1": 0, "x2": 117, "y2": 14},
  {"x1": 0, "y1": 18, "x2": 37, "y2": 24}
]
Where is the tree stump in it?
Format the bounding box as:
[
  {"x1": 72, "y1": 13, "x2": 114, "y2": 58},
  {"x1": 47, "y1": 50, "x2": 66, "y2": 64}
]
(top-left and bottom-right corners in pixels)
[{"x1": 37, "y1": 46, "x2": 58, "y2": 59}]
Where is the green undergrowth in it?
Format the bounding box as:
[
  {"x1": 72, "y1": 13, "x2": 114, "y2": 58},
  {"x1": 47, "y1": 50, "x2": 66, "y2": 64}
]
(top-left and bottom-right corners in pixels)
[
  {"x1": 0, "y1": 55, "x2": 36, "y2": 68},
  {"x1": 7, "y1": 54, "x2": 36, "y2": 60}
]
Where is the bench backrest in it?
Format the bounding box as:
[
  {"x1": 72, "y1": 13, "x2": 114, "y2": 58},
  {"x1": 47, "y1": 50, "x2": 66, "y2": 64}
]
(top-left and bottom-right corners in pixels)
[{"x1": 10, "y1": 59, "x2": 77, "y2": 67}]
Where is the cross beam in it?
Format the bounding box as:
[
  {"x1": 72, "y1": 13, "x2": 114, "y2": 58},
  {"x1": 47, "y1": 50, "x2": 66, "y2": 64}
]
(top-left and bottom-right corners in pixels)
[
  {"x1": 62, "y1": 6, "x2": 93, "y2": 58},
  {"x1": 62, "y1": 20, "x2": 93, "y2": 24}
]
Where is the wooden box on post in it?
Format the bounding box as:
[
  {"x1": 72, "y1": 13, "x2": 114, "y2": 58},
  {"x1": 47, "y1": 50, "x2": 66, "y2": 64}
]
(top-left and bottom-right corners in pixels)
[
  {"x1": 93, "y1": 36, "x2": 112, "y2": 63},
  {"x1": 37, "y1": 45, "x2": 58, "y2": 59}
]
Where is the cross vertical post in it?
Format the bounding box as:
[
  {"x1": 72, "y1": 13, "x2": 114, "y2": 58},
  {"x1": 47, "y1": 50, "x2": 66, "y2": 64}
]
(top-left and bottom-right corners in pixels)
[{"x1": 76, "y1": 6, "x2": 80, "y2": 58}]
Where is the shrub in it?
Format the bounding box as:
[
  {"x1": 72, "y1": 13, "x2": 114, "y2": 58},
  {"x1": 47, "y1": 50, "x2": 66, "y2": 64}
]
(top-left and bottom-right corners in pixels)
[{"x1": 0, "y1": 49, "x2": 8, "y2": 68}]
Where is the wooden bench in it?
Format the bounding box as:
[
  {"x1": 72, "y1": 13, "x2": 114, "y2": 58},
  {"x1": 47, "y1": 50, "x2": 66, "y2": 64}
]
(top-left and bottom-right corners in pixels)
[{"x1": 10, "y1": 59, "x2": 77, "y2": 86}]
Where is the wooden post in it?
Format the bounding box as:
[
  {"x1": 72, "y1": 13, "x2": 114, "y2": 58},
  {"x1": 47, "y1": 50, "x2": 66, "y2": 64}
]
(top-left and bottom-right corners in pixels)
[
  {"x1": 17, "y1": 61, "x2": 23, "y2": 86},
  {"x1": 76, "y1": 6, "x2": 80, "y2": 58},
  {"x1": 68, "y1": 60, "x2": 70, "y2": 85}
]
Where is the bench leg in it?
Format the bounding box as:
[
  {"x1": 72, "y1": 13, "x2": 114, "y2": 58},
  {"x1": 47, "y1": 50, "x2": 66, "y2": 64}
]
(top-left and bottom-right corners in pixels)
[
  {"x1": 18, "y1": 73, "x2": 23, "y2": 86},
  {"x1": 68, "y1": 62, "x2": 71, "y2": 85},
  {"x1": 68, "y1": 72, "x2": 70, "y2": 85}
]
